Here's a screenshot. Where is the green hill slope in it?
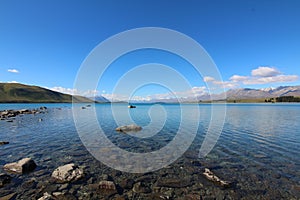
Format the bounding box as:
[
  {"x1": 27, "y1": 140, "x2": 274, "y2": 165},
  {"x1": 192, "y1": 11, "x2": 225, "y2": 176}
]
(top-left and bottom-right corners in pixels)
[{"x1": 0, "y1": 83, "x2": 94, "y2": 103}]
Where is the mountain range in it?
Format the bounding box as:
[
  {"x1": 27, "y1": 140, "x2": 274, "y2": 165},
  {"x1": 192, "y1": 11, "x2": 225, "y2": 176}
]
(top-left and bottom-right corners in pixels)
[
  {"x1": 127, "y1": 85, "x2": 300, "y2": 103},
  {"x1": 210, "y1": 85, "x2": 300, "y2": 101},
  {"x1": 1, "y1": 83, "x2": 299, "y2": 103}
]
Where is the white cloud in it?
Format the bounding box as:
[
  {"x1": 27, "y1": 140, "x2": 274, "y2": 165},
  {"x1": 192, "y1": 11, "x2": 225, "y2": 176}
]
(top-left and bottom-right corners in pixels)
[
  {"x1": 50, "y1": 86, "x2": 99, "y2": 97},
  {"x1": 102, "y1": 93, "x2": 129, "y2": 101},
  {"x1": 203, "y1": 76, "x2": 237, "y2": 89},
  {"x1": 8, "y1": 69, "x2": 19, "y2": 73},
  {"x1": 251, "y1": 66, "x2": 280, "y2": 77},
  {"x1": 243, "y1": 75, "x2": 298, "y2": 85},
  {"x1": 210, "y1": 66, "x2": 299, "y2": 87},
  {"x1": 102, "y1": 87, "x2": 209, "y2": 102},
  {"x1": 50, "y1": 87, "x2": 78, "y2": 95},
  {"x1": 203, "y1": 76, "x2": 215, "y2": 82},
  {"x1": 230, "y1": 75, "x2": 248, "y2": 82},
  {"x1": 7, "y1": 81, "x2": 19, "y2": 83}
]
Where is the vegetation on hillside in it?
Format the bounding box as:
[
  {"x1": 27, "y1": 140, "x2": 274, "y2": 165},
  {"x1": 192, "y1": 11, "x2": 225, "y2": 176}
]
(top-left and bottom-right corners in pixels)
[{"x1": 0, "y1": 83, "x2": 94, "y2": 103}]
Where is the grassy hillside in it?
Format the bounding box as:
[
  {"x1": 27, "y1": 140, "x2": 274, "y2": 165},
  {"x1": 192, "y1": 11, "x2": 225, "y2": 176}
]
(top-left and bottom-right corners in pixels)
[{"x1": 0, "y1": 83, "x2": 94, "y2": 103}]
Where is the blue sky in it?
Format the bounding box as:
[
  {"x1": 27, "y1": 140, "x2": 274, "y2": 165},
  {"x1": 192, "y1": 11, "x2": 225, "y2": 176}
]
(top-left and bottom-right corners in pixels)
[{"x1": 1, "y1": 0, "x2": 299, "y2": 99}]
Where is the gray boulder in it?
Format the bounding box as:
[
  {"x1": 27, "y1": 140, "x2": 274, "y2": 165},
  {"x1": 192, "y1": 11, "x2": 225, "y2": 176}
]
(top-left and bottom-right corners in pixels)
[
  {"x1": 3, "y1": 158, "x2": 37, "y2": 174},
  {"x1": 115, "y1": 124, "x2": 142, "y2": 132},
  {"x1": 51, "y1": 163, "x2": 83, "y2": 183}
]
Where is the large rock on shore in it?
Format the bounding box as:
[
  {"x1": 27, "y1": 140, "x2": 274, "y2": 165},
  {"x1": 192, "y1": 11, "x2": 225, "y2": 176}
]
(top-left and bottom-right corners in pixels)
[
  {"x1": 3, "y1": 158, "x2": 37, "y2": 174},
  {"x1": 51, "y1": 163, "x2": 84, "y2": 183},
  {"x1": 115, "y1": 124, "x2": 142, "y2": 132}
]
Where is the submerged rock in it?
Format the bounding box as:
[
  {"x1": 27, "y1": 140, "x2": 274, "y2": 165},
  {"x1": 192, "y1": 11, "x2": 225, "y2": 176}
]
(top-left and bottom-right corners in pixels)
[
  {"x1": 120, "y1": 178, "x2": 135, "y2": 189},
  {"x1": 203, "y1": 168, "x2": 231, "y2": 188},
  {"x1": 51, "y1": 163, "x2": 84, "y2": 183},
  {"x1": 3, "y1": 158, "x2": 37, "y2": 174},
  {"x1": 133, "y1": 182, "x2": 151, "y2": 193},
  {"x1": 0, "y1": 173, "x2": 11, "y2": 187},
  {"x1": 115, "y1": 124, "x2": 142, "y2": 132},
  {"x1": 98, "y1": 181, "x2": 118, "y2": 196}
]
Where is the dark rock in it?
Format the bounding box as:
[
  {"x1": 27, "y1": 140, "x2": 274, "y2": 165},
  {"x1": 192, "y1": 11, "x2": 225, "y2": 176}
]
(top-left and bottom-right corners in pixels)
[
  {"x1": 21, "y1": 178, "x2": 37, "y2": 190},
  {"x1": 115, "y1": 124, "x2": 142, "y2": 132},
  {"x1": 40, "y1": 106, "x2": 47, "y2": 110},
  {"x1": 100, "y1": 174, "x2": 113, "y2": 181},
  {"x1": 132, "y1": 182, "x2": 151, "y2": 193},
  {"x1": 3, "y1": 158, "x2": 37, "y2": 174},
  {"x1": 0, "y1": 173, "x2": 11, "y2": 187},
  {"x1": 51, "y1": 163, "x2": 84, "y2": 183},
  {"x1": 120, "y1": 178, "x2": 135, "y2": 189},
  {"x1": 190, "y1": 160, "x2": 202, "y2": 167},
  {"x1": 0, "y1": 141, "x2": 9, "y2": 145}
]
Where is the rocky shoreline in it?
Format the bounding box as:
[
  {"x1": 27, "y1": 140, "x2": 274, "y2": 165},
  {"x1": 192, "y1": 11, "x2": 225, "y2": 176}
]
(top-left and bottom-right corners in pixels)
[
  {"x1": 0, "y1": 107, "x2": 47, "y2": 122},
  {"x1": 1, "y1": 156, "x2": 234, "y2": 200}
]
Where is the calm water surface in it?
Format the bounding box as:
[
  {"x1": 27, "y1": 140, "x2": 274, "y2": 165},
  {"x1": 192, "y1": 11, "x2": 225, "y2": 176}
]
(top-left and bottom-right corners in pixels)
[{"x1": 0, "y1": 103, "x2": 299, "y2": 199}]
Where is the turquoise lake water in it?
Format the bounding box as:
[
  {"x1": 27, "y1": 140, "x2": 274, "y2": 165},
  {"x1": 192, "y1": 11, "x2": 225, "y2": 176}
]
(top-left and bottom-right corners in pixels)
[{"x1": 0, "y1": 103, "x2": 299, "y2": 199}]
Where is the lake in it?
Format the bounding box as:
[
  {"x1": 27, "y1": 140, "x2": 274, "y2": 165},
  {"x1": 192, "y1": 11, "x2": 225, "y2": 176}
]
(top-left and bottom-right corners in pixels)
[{"x1": 0, "y1": 103, "x2": 299, "y2": 199}]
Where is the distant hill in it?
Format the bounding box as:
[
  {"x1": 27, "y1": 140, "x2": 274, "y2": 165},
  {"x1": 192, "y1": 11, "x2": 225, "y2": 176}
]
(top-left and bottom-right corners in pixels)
[
  {"x1": 224, "y1": 85, "x2": 300, "y2": 100},
  {"x1": 0, "y1": 83, "x2": 94, "y2": 103},
  {"x1": 89, "y1": 95, "x2": 110, "y2": 103}
]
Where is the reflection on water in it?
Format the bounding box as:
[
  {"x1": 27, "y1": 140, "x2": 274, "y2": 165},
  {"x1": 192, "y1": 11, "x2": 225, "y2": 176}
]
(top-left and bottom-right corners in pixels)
[{"x1": 0, "y1": 103, "x2": 299, "y2": 199}]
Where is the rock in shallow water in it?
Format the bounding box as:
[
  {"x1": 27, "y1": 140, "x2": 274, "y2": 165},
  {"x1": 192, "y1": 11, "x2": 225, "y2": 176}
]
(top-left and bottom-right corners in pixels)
[
  {"x1": 133, "y1": 182, "x2": 151, "y2": 193},
  {"x1": 203, "y1": 168, "x2": 231, "y2": 188},
  {"x1": 0, "y1": 141, "x2": 9, "y2": 145},
  {"x1": 3, "y1": 158, "x2": 37, "y2": 174},
  {"x1": 0, "y1": 173, "x2": 11, "y2": 187},
  {"x1": 98, "y1": 180, "x2": 118, "y2": 196},
  {"x1": 115, "y1": 124, "x2": 142, "y2": 132},
  {"x1": 51, "y1": 163, "x2": 84, "y2": 183}
]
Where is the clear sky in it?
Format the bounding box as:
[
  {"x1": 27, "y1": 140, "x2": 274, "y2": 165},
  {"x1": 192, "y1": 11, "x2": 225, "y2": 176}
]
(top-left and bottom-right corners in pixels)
[{"x1": 1, "y1": 0, "x2": 299, "y2": 99}]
